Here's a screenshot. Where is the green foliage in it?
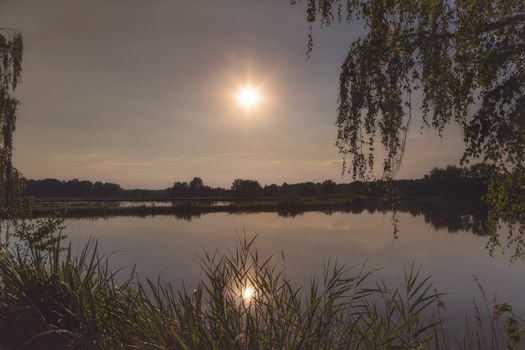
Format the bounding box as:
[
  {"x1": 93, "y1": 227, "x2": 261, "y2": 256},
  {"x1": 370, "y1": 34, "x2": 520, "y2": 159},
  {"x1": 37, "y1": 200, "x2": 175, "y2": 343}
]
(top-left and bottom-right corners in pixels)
[
  {"x1": 139, "y1": 238, "x2": 445, "y2": 349},
  {"x1": 2, "y1": 225, "x2": 525, "y2": 349},
  {"x1": 292, "y1": 0, "x2": 524, "y2": 177},
  {"x1": 0, "y1": 28, "x2": 23, "y2": 212},
  {"x1": 0, "y1": 229, "x2": 449, "y2": 349},
  {"x1": 11, "y1": 216, "x2": 66, "y2": 252},
  {"x1": 456, "y1": 278, "x2": 525, "y2": 350},
  {"x1": 486, "y1": 169, "x2": 525, "y2": 261},
  {"x1": 0, "y1": 234, "x2": 140, "y2": 348},
  {"x1": 291, "y1": 0, "x2": 525, "y2": 259},
  {"x1": 494, "y1": 303, "x2": 525, "y2": 350}
]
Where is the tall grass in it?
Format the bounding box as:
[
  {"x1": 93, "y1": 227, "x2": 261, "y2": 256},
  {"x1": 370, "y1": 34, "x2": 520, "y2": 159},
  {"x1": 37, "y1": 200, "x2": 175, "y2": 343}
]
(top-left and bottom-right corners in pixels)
[{"x1": 0, "y1": 225, "x2": 523, "y2": 349}]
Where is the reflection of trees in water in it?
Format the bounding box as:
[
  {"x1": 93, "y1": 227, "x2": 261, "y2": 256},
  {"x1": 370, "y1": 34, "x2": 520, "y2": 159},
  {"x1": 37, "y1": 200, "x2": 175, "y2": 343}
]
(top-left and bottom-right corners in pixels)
[
  {"x1": 397, "y1": 201, "x2": 488, "y2": 236},
  {"x1": 277, "y1": 200, "x2": 489, "y2": 236},
  {"x1": 67, "y1": 199, "x2": 489, "y2": 235},
  {"x1": 70, "y1": 210, "x2": 203, "y2": 222}
]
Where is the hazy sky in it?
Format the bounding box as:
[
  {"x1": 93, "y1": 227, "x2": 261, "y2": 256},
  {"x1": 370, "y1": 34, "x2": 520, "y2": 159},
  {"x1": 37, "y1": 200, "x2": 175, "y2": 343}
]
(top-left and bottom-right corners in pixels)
[{"x1": 1, "y1": 0, "x2": 465, "y2": 189}]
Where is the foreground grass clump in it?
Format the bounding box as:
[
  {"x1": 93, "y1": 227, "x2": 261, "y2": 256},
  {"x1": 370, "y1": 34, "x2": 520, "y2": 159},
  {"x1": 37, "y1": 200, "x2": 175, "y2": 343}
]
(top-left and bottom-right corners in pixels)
[{"x1": 0, "y1": 226, "x2": 523, "y2": 349}]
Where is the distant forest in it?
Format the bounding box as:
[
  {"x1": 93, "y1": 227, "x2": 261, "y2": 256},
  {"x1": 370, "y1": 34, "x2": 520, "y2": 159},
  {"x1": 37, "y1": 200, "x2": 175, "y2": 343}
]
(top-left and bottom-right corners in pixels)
[{"x1": 22, "y1": 164, "x2": 494, "y2": 199}]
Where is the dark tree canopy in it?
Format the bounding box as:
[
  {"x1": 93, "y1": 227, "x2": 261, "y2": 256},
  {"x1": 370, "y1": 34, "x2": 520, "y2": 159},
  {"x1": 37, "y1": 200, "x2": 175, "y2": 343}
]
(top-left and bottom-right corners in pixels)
[
  {"x1": 0, "y1": 29, "x2": 23, "y2": 209},
  {"x1": 231, "y1": 179, "x2": 263, "y2": 197},
  {"x1": 321, "y1": 179, "x2": 337, "y2": 194},
  {"x1": 170, "y1": 181, "x2": 190, "y2": 197},
  {"x1": 22, "y1": 179, "x2": 122, "y2": 198},
  {"x1": 291, "y1": 0, "x2": 524, "y2": 258},
  {"x1": 292, "y1": 0, "x2": 524, "y2": 178},
  {"x1": 189, "y1": 177, "x2": 204, "y2": 193}
]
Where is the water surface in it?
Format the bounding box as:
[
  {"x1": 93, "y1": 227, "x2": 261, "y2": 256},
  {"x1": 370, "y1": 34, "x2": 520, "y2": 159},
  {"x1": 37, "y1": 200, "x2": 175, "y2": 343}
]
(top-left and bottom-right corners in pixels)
[{"x1": 64, "y1": 210, "x2": 524, "y2": 333}]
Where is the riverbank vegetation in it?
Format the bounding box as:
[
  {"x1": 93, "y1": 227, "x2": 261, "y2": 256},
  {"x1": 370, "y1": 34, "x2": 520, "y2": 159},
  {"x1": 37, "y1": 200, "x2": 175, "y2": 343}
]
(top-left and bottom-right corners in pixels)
[
  {"x1": 1, "y1": 227, "x2": 524, "y2": 349},
  {"x1": 26, "y1": 198, "x2": 489, "y2": 237},
  {"x1": 22, "y1": 164, "x2": 493, "y2": 201}
]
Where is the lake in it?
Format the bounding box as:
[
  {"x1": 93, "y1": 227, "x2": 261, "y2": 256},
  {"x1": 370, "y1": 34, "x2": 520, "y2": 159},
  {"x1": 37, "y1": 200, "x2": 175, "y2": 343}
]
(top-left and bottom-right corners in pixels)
[{"x1": 64, "y1": 208, "x2": 524, "y2": 334}]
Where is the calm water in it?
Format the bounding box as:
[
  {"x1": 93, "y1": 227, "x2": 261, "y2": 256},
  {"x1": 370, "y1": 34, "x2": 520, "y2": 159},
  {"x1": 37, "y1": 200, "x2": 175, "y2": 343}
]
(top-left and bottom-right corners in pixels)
[
  {"x1": 34, "y1": 200, "x2": 233, "y2": 208},
  {"x1": 64, "y1": 210, "x2": 524, "y2": 332}
]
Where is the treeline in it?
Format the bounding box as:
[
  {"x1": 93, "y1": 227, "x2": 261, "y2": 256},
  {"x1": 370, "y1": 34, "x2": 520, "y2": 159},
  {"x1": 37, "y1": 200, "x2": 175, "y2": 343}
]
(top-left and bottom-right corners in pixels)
[
  {"x1": 23, "y1": 164, "x2": 494, "y2": 199},
  {"x1": 23, "y1": 179, "x2": 122, "y2": 197},
  {"x1": 168, "y1": 177, "x2": 228, "y2": 198},
  {"x1": 168, "y1": 164, "x2": 493, "y2": 199}
]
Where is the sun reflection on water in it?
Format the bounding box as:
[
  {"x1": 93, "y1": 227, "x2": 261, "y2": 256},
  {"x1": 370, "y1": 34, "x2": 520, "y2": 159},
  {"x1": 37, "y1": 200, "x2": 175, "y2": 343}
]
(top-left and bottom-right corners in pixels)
[{"x1": 242, "y1": 285, "x2": 255, "y2": 302}]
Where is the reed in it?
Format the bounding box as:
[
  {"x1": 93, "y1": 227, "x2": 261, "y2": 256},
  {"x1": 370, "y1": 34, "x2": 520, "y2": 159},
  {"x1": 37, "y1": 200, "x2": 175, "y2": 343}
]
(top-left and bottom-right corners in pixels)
[{"x1": 0, "y1": 222, "x2": 522, "y2": 349}]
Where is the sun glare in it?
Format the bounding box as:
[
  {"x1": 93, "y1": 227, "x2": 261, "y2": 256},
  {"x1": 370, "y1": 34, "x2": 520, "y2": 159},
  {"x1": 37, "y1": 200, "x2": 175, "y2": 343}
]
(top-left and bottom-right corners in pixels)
[
  {"x1": 237, "y1": 87, "x2": 260, "y2": 108},
  {"x1": 242, "y1": 285, "x2": 255, "y2": 302}
]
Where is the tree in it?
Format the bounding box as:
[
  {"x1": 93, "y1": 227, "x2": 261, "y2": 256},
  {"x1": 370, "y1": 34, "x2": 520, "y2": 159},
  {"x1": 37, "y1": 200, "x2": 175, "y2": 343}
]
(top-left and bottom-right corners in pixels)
[
  {"x1": 297, "y1": 182, "x2": 320, "y2": 197},
  {"x1": 263, "y1": 184, "x2": 281, "y2": 197},
  {"x1": 321, "y1": 179, "x2": 337, "y2": 195},
  {"x1": 231, "y1": 179, "x2": 263, "y2": 197},
  {"x1": 291, "y1": 0, "x2": 524, "y2": 258},
  {"x1": 170, "y1": 181, "x2": 189, "y2": 197},
  {"x1": 426, "y1": 166, "x2": 465, "y2": 181},
  {"x1": 0, "y1": 29, "x2": 23, "y2": 210},
  {"x1": 189, "y1": 177, "x2": 204, "y2": 196},
  {"x1": 92, "y1": 181, "x2": 122, "y2": 197}
]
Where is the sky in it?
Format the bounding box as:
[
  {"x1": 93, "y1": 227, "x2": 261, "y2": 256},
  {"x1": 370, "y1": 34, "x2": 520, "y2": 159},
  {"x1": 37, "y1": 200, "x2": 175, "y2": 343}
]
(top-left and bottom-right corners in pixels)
[{"x1": 1, "y1": 0, "x2": 465, "y2": 189}]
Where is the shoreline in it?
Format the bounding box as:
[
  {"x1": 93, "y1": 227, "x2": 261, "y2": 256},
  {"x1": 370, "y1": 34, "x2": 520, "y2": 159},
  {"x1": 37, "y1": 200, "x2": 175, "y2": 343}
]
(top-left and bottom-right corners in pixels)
[{"x1": 27, "y1": 196, "x2": 487, "y2": 219}]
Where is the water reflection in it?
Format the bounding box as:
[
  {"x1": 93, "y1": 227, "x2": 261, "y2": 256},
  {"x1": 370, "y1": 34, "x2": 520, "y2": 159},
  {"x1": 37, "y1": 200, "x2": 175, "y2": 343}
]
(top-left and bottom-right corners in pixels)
[
  {"x1": 242, "y1": 285, "x2": 255, "y2": 303},
  {"x1": 63, "y1": 210, "x2": 525, "y2": 335},
  {"x1": 34, "y1": 199, "x2": 233, "y2": 209},
  {"x1": 68, "y1": 199, "x2": 488, "y2": 237},
  {"x1": 277, "y1": 200, "x2": 489, "y2": 235}
]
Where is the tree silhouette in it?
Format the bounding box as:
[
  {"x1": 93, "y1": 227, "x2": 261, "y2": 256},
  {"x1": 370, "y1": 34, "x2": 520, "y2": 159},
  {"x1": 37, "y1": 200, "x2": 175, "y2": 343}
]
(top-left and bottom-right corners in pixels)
[
  {"x1": 23, "y1": 179, "x2": 122, "y2": 197},
  {"x1": 231, "y1": 179, "x2": 262, "y2": 197},
  {"x1": 292, "y1": 0, "x2": 524, "y2": 178},
  {"x1": 0, "y1": 29, "x2": 23, "y2": 210},
  {"x1": 263, "y1": 184, "x2": 281, "y2": 197},
  {"x1": 170, "y1": 181, "x2": 190, "y2": 197},
  {"x1": 321, "y1": 180, "x2": 337, "y2": 195},
  {"x1": 291, "y1": 0, "x2": 524, "y2": 259},
  {"x1": 189, "y1": 177, "x2": 204, "y2": 196}
]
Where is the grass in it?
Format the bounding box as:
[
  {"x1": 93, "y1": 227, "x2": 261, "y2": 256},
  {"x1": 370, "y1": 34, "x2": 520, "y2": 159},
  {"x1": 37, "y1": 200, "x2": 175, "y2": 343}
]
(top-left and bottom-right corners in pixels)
[{"x1": 0, "y1": 221, "x2": 523, "y2": 349}]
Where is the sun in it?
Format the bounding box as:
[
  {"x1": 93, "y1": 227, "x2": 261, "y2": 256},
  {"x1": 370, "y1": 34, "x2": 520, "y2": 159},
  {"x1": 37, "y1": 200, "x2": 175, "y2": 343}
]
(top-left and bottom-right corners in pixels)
[
  {"x1": 237, "y1": 87, "x2": 260, "y2": 108},
  {"x1": 242, "y1": 285, "x2": 255, "y2": 302}
]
